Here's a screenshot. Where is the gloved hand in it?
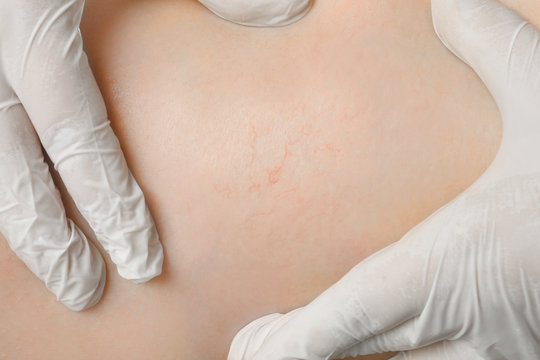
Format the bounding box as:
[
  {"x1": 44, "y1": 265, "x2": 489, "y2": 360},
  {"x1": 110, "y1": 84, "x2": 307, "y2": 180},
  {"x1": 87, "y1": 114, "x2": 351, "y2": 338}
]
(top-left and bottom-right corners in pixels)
[
  {"x1": 0, "y1": 0, "x2": 163, "y2": 311},
  {"x1": 197, "y1": 0, "x2": 312, "y2": 27},
  {"x1": 227, "y1": 0, "x2": 540, "y2": 358}
]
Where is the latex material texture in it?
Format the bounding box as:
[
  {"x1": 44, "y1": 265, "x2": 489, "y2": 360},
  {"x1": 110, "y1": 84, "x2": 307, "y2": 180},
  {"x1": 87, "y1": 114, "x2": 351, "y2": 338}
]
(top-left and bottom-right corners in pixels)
[
  {"x1": 228, "y1": 0, "x2": 540, "y2": 358},
  {"x1": 197, "y1": 0, "x2": 313, "y2": 27},
  {"x1": 0, "y1": 0, "x2": 163, "y2": 311}
]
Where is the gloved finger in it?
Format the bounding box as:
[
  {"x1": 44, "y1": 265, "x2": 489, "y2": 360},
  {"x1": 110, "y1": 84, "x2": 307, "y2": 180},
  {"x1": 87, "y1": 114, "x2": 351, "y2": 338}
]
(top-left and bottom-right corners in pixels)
[
  {"x1": 197, "y1": 0, "x2": 312, "y2": 27},
  {"x1": 228, "y1": 309, "x2": 304, "y2": 360},
  {"x1": 230, "y1": 196, "x2": 471, "y2": 359},
  {"x1": 0, "y1": 92, "x2": 105, "y2": 311},
  {"x1": 432, "y1": 0, "x2": 540, "y2": 182},
  {"x1": 431, "y1": 0, "x2": 540, "y2": 105},
  {"x1": 334, "y1": 317, "x2": 475, "y2": 358},
  {"x1": 388, "y1": 340, "x2": 484, "y2": 360},
  {"x1": 11, "y1": 0, "x2": 163, "y2": 283},
  {"x1": 336, "y1": 322, "x2": 484, "y2": 359},
  {"x1": 334, "y1": 317, "x2": 429, "y2": 357}
]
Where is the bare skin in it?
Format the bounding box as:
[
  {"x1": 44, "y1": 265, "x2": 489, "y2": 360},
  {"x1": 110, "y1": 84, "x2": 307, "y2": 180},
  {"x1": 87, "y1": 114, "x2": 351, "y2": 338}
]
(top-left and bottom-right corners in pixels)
[{"x1": 5, "y1": 0, "x2": 538, "y2": 359}]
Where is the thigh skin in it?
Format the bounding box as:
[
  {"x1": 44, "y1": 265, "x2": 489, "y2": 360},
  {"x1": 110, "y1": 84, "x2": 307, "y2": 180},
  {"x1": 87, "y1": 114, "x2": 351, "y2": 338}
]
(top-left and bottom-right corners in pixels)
[{"x1": 0, "y1": 0, "x2": 508, "y2": 359}]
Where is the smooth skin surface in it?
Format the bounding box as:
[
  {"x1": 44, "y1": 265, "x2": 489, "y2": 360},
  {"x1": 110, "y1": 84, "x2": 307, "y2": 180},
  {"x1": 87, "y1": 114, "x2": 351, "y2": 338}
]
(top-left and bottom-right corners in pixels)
[{"x1": 2, "y1": 0, "x2": 534, "y2": 359}]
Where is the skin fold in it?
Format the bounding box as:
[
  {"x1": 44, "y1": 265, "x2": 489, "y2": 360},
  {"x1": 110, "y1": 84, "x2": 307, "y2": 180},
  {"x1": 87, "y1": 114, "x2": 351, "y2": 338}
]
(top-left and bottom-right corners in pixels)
[{"x1": 3, "y1": 0, "x2": 535, "y2": 359}]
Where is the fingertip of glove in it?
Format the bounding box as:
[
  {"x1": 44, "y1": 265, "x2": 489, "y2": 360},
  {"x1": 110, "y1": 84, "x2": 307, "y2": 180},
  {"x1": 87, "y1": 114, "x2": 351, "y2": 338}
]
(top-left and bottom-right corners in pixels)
[
  {"x1": 203, "y1": 0, "x2": 313, "y2": 27},
  {"x1": 58, "y1": 258, "x2": 107, "y2": 312},
  {"x1": 228, "y1": 313, "x2": 284, "y2": 360},
  {"x1": 115, "y1": 239, "x2": 164, "y2": 284},
  {"x1": 126, "y1": 265, "x2": 163, "y2": 284}
]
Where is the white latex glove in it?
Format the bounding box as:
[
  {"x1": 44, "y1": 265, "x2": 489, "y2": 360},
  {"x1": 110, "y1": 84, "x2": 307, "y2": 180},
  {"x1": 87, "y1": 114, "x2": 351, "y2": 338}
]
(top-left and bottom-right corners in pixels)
[
  {"x1": 228, "y1": 0, "x2": 540, "y2": 358},
  {"x1": 388, "y1": 340, "x2": 484, "y2": 359},
  {"x1": 0, "y1": 0, "x2": 163, "y2": 311},
  {"x1": 197, "y1": 0, "x2": 312, "y2": 27}
]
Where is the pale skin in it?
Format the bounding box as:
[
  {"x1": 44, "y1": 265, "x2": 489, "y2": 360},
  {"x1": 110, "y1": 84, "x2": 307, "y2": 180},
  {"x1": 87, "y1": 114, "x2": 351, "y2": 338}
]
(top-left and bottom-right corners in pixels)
[{"x1": 0, "y1": 0, "x2": 537, "y2": 359}]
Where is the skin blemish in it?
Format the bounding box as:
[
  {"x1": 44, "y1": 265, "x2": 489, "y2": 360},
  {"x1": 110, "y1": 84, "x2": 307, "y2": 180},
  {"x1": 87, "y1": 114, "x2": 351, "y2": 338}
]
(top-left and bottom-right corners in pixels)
[
  {"x1": 248, "y1": 123, "x2": 258, "y2": 168},
  {"x1": 301, "y1": 123, "x2": 312, "y2": 136},
  {"x1": 249, "y1": 121, "x2": 314, "y2": 189},
  {"x1": 266, "y1": 143, "x2": 294, "y2": 185},
  {"x1": 248, "y1": 182, "x2": 261, "y2": 194},
  {"x1": 313, "y1": 143, "x2": 342, "y2": 155},
  {"x1": 286, "y1": 128, "x2": 306, "y2": 146},
  {"x1": 267, "y1": 165, "x2": 283, "y2": 185},
  {"x1": 275, "y1": 187, "x2": 300, "y2": 200},
  {"x1": 212, "y1": 182, "x2": 234, "y2": 199}
]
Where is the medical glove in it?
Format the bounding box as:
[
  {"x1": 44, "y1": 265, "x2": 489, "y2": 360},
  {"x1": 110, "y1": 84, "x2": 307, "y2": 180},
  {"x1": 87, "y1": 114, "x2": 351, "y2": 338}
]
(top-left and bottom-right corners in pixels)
[{"x1": 197, "y1": 0, "x2": 312, "y2": 27}]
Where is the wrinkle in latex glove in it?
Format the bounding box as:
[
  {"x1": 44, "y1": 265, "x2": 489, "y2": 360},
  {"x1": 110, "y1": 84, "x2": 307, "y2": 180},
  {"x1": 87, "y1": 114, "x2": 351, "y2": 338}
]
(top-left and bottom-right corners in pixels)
[
  {"x1": 387, "y1": 340, "x2": 485, "y2": 360},
  {"x1": 228, "y1": 0, "x2": 540, "y2": 359},
  {"x1": 197, "y1": 0, "x2": 312, "y2": 27},
  {"x1": 0, "y1": 0, "x2": 163, "y2": 311}
]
